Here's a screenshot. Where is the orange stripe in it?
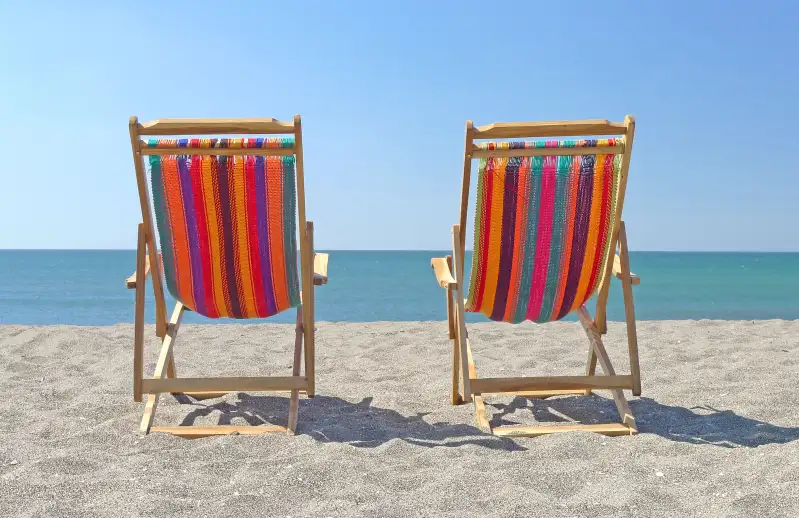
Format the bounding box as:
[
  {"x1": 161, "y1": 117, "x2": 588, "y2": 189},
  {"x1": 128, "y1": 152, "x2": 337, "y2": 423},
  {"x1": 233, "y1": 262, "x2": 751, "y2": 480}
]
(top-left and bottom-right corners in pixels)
[
  {"x1": 503, "y1": 159, "x2": 529, "y2": 322},
  {"x1": 571, "y1": 154, "x2": 606, "y2": 312},
  {"x1": 162, "y1": 157, "x2": 195, "y2": 310},
  {"x1": 201, "y1": 154, "x2": 228, "y2": 317},
  {"x1": 267, "y1": 157, "x2": 289, "y2": 310},
  {"x1": 232, "y1": 156, "x2": 256, "y2": 317},
  {"x1": 481, "y1": 158, "x2": 506, "y2": 317}
]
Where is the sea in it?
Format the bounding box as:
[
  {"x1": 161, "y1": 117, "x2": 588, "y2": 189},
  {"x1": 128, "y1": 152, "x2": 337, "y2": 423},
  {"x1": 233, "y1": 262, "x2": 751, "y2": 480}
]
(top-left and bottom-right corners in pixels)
[{"x1": 0, "y1": 251, "x2": 797, "y2": 325}]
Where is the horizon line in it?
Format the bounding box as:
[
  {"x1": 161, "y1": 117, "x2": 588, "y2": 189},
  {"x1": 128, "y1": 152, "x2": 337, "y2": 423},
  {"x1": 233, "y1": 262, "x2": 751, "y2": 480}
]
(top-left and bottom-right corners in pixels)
[{"x1": 2, "y1": 248, "x2": 799, "y2": 253}]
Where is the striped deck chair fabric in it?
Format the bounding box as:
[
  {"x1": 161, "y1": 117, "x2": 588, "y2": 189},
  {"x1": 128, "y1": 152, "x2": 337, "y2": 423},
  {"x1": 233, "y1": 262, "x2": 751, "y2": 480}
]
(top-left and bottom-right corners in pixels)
[
  {"x1": 146, "y1": 138, "x2": 301, "y2": 319},
  {"x1": 465, "y1": 138, "x2": 623, "y2": 323}
]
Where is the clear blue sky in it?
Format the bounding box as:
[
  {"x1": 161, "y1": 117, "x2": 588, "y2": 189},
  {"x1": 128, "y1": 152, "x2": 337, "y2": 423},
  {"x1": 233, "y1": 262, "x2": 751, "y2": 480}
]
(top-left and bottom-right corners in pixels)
[{"x1": 1, "y1": 1, "x2": 797, "y2": 251}]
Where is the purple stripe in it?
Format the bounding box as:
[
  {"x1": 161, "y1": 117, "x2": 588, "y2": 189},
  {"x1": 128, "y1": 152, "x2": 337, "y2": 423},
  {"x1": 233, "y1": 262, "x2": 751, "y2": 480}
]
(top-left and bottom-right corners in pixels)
[
  {"x1": 490, "y1": 158, "x2": 520, "y2": 321},
  {"x1": 217, "y1": 157, "x2": 243, "y2": 318},
  {"x1": 177, "y1": 157, "x2": 206, "y2": 315},
  {"x1": 557, "y1": 155, "x2": 595, "y2": 319},
  {"x1": 254, "y1": 157, "x2": 276, "y2": 315}
]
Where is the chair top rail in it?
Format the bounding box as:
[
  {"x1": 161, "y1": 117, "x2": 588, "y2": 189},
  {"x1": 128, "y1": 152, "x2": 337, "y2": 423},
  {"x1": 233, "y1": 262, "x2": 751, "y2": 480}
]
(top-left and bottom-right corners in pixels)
[
  {"x1": 137, "y1": 117, "x2": 296, "y2": 136},
  {"x1": 473, "y1": 119, "x2": 627, "y2": 140}
]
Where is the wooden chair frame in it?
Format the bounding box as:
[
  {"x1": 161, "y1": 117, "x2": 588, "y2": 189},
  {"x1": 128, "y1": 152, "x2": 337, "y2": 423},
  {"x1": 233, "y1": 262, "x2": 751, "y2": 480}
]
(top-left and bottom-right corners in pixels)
[
  {"x1": 125, "y1": 116, "x2": 328, "y2": 438},
  {"x1": 431, "y1": 117, "x2": 642, "y2": 437}
]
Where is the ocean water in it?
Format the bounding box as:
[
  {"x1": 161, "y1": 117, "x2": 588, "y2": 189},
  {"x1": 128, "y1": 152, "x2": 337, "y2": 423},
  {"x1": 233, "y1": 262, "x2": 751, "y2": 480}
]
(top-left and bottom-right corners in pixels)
[{"x1": 0, "y1": 251, "x2": 797, "y2": 325}]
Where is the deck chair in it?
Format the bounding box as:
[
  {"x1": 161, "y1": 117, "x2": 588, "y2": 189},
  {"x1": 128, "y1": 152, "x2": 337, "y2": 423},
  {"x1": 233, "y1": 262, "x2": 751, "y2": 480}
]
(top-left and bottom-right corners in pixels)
[
  {"x1": 125, "y1": 116, "x2": 329, "y2": 438},
  {"x1": 431, "y1": 117, "x2": 641, "y2": 438}
]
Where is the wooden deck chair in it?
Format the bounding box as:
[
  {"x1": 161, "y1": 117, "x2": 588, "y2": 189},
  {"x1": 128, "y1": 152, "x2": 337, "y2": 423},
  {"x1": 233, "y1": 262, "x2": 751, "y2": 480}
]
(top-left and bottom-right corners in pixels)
[
  {"x1": 125, "y1": 116, "x2": 329, "y2": 438},
  {"x1": 431, "y1": 117, "x2": 641, "y2": 438}
]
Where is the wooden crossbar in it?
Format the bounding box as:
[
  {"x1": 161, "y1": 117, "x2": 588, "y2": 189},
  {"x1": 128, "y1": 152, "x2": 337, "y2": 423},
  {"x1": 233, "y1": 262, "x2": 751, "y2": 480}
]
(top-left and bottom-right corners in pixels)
[
  {"x1": 150, "y1": 425, "x2": 287, "y2": 439},
  {"x1": 139, "y1": 145, "x2": 295, "y2": 156},
  {"x1": 142, "y1": 376, "x2": 308, "y2": 394},
  {"x1": 492, "y1": 423, "x2": 635, "y2": 438},
  {"x1": 470, "y1": 375, "x2": 634, "y2": 395},
  {"x1": 473, "y1": 120, "x2": 627, "y2": 139},
  {"x1": 471, "y1": 144, "x2": 625, "y2": 158},
  {"x1": 137, "y1": 118, "x2": 295, "y2": 135}
]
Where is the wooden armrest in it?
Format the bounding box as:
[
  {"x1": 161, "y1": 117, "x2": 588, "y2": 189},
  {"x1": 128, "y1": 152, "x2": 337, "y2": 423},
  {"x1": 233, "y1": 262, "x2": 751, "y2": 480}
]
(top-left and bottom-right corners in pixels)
[
  {"x1": 612, "y1": 255, "x2": 640, "y2": 285},
  {"x1": 126, "y1": 254, "x2": 151, "y2": 289},
  {"x1": 431, "y1": 257, "x2": 456, "y2": 288},
  {"x1": 314, "y1": 253, "x2": 329, "y2": 286}
]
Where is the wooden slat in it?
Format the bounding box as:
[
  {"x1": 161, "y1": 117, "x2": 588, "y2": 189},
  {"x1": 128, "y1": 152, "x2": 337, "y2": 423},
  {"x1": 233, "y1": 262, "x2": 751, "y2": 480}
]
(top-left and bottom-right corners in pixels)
[
  {"x1": 140, "y1": 302, "x2": 185, "y2": 434},
  {"x1": 142, "y1": 376, "x2": 307, "y2": 394},
  {"x1": 471, "y1": 375, "x2": 633, "y2": 394},
  {"x1": 139, "y1": 146, "x2": 295, "y2": 156},
  {"x1": 137, "y1": 118, "x2": 294, "y2": 136},
  {"x1": 472, "y1": 144, "x2": 624, "y2": 158},
  {"x1": 482, "y1": 389, "x2": 588, "y2": 398},
  {"x1": 431, "y1": 257, "x2": 456, "y2": 288},
  {"x1": 474, "y1": 119, "x2": 627, "y2": 139},
  {"x1": 179, "y1": 392, "x2": 231, "y2": 400},
  {"x1": 492, "y1": 423, "x2": 635, "y2": 438},
  {"x1": 151, "y1": 425, "x2": 287, "y2": 439}
]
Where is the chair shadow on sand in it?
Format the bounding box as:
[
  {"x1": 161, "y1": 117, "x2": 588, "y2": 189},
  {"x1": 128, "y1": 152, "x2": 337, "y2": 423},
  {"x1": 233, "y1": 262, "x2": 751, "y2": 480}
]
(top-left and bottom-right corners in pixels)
[
  {"x1": 175, "y1": 393, "x2": 526, "y2": 451},
  {"x1": 488, "y1": 394, "x2": 799, "y2": 448},
  {"x1": 174, "y1": 392, "x2": 799, "y2": 449}
]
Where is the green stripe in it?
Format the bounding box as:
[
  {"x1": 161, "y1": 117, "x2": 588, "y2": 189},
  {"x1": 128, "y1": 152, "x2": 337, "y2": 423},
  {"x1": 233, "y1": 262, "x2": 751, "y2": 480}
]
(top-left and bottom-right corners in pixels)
[
  {"x1": 465, "y1": 158, "x2": 488, "y2": 310},
  {"x1": 512, "y1": 156, "x2": 543, "y2": 323},
  {"x1": 282, "y1": 156, "x2": 301, "y2": 307},
  {"x1": 147, "y1": 156, "x2": 178, "y2": 298},
  {"x1": 536, "y1": 156, "x2": 571, "y2": 322}
]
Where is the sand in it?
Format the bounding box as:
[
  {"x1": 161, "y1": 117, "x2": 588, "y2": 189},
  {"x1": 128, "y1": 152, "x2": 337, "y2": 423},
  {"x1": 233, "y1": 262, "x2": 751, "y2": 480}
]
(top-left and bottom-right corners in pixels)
[{"x1": 1, "y1": 319, "x2": 798, "y2": 517}]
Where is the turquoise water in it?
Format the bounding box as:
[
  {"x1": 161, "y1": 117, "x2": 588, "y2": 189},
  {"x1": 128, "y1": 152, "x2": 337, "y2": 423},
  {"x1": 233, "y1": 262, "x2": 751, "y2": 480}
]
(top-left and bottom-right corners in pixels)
[{"x1": 0, "y1": 251, "x2": 797, "y2": 325}]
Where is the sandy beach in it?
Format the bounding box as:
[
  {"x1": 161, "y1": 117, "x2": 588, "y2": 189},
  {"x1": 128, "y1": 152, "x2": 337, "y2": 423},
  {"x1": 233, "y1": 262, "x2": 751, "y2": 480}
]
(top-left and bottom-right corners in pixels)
[{"x1": 1, "y1": 319, "x2": 798, "y2": 517}]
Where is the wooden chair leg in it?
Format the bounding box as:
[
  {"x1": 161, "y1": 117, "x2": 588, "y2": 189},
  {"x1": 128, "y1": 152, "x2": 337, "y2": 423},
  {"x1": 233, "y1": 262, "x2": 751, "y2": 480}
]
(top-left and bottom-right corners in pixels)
[
  {"x1": 583, "y1": 346, "x2": 598, "y2": 396},
  {"x1": 287, "y1": 307, "x2": 304, "y2": 435},
  {"x1": 450, "y1": 292, "x2": 462, "y2": 405},
  {"x1": 465, "y1": 339, "x2": 490, "y2": 430},
  {"x1": 451, "y1": 225, "x2": 472, "y2": 403},
  {"x1": 140, "y1": 303, "x2": 185, "y2": 435},
  {"x1": 133, "y1": 224, "x2": 146, "y2": 403},
  {"x1": 577, "y1": 307, "x2": 637, "y2": 432},
  {"x1": 304, "y1": 221, "x2": 316, "y2": 398},
  {"x1": 166, "y1": 356, "x2": 177, "y2": 379},
  {"x1": 453, "y1": 292, "x2": 472, "y2": 403},
  {"x1": 618, "y1": 222, "x2": 641, "y2": 396}
]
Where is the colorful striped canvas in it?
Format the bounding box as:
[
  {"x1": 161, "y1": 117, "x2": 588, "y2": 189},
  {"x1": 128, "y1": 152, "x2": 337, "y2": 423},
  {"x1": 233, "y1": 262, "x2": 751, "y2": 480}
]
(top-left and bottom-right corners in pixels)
[
  {"x1": 146, "y1": 138, "x2": 301, "y2": 319},
  {"x1": 465, "y1": 138, "x2": 624, "y2": 324}
]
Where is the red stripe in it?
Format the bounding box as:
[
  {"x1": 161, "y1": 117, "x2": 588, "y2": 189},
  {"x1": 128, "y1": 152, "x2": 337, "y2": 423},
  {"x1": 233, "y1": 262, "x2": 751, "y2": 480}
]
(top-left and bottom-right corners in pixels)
[
  {"x1": 245, "y1": 156, "x2": 267, "y2": 316},
  {"x1": 190, "y1": 155, "x2": 218, "y2": 318}
]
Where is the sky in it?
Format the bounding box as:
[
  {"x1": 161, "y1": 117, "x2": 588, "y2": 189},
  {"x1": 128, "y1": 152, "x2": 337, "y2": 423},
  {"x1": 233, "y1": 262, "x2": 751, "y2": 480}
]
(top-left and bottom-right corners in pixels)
[{"x1": 0, "y1": 1, "x2": 797, "y2": 251}]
